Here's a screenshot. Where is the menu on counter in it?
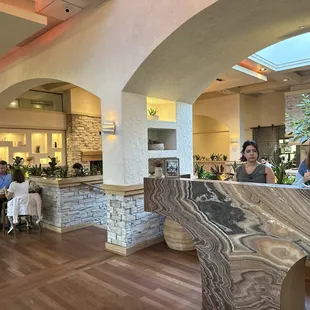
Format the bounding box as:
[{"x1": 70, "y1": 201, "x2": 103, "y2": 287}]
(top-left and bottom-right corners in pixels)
[{"x1": 285, "y1": 90, "x2": 310, "y2": 134}]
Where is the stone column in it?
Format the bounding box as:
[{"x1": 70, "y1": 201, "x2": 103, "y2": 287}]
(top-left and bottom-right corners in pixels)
[
  {"x1": 103, "y1": 185, "x2": 165, "y2": 255},
  {"x1": 102, "y1": 91, "x2": 193, "y2": 255}
]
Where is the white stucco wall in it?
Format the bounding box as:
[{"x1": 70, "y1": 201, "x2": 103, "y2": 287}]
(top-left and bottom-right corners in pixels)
[{"x1": 106, "y1": 92, "x2": 192, "y2": 185}]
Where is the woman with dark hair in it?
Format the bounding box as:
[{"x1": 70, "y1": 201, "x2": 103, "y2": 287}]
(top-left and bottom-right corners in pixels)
[
  {"x1": 293, "y1": 143, "x2": 310, "y2": 187},
  {"x1": 234, "y1": 140, "x2": 275, "y2": 184},
  {"x1": 4, "y1": 169, "x2": 29, "y2": 200}
]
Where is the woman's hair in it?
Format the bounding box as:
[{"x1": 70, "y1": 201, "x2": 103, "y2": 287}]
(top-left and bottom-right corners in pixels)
[
  {"x1": 12, "y1": 169, "x2": 25, "y2": 183},
  {"x1": 240, "y1": 140, "x2": 260, "y2": 162},
  {"x1": 73, "y1": 163, "x2": 83, "y2": 170},
  {"x1": 306, "y1": 144, "x2": 310, "y2": 169}
]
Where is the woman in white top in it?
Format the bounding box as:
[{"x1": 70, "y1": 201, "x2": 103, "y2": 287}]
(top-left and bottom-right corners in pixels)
[
  {"x1": 5, "y1": 169, "x2": 29, "y2": 200},
  {"x1": 4, "y1": 169, "x2": 29, "y2": 234}
]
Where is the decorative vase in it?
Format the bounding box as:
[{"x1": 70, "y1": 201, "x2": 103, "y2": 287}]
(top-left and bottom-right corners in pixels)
[
  {"x1": 154, "y1": 167, "x2": 163, "y2": 178},
  {"x1": 147, "y1": 115, "x2": 159, "y2": 121},
  {"x1": 149, "y1": 143, "x2": 165, "y2": 150},
  {"x1": 163, "y1": 218, "x2": 195, "y2": 251},
  {"x1": 54, "y1": 141, "x2": 57, "y2": 148},
  {"x1": 36, "y1": 145, "x2": 40, "y2": 153}
]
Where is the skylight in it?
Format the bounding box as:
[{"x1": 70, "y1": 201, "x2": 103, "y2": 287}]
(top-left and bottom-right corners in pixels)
[{"x1": 249, "y1": 32, "x2": 310, "y2": 71}]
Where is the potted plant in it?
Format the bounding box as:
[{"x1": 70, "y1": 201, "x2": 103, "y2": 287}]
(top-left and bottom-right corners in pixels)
[
  {"x1": 153, "y1": 159, "x2": 164, "y2": 178},
  {"x1": 147, "y1": 108, "x2": 159, "y2": 121}
]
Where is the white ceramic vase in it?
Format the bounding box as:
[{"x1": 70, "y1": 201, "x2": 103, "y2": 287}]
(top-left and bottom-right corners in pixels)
[
  {"x1": 147, "y1": 115, "x2": 159, "y2": 121},
  {"x1": 154, "y1": 167, "x2": 163, "y2": 178}
]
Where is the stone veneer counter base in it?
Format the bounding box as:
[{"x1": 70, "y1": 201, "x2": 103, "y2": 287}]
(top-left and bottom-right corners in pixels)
[
  {"x1": 103, "y1": 183, "x2": 165, "y2": 255},
  {"x1": 144, "y1": 178, "x2": 310, "y2": 310},
  {"x1": 31, "y1": 176, "x2": 107, "y2": 232}
]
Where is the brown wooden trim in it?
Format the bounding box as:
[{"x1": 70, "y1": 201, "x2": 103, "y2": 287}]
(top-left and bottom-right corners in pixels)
[
  {"x1": 105, "y1": 235, "x2": 164, "y2": 256},
  {"x1": 30, "y1": 175, "x2": 103, "y2": 188},
  {"x1": 102, "y1": 183, "x2": 144, "y2": 196},
  {"x1": 81, "y1": 151, "x2": 102, "y2": 162}
]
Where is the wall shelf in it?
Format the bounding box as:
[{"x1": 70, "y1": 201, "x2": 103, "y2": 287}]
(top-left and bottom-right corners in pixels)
[
  {"x1": 0, "y1": 133, "x2": 26, "y2": 147},
  {"x1": 31, "y1": 133, "x2": 47, "y2": 154},
  {"x1": 0, "y1": 129, "x2": 65, "y2": 167},
  {"x1": 147, "y1": 120, "x2": 176, "y2": 129},
  {"x1": 148, "y1": 128, "x2": 177, "y2": 151},
  {"x1": 146, "y1": 97, "x2": 176, "y2": 123},
  {"x1": 0, "y1": 147, "x2": 9, "y2": 162},
  {"x1": 52, "y1": 133, "x2": 63, "y2": 149}
]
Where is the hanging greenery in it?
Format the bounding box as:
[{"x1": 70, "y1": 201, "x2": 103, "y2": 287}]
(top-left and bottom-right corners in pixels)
[{"x1": 286, "y1": 94, "x2": 310, "y2": 144}]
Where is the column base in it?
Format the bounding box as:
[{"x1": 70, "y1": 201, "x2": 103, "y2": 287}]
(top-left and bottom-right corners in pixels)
[{"x1": 105, "y1": 235, "x2": 164, "y2": 256}]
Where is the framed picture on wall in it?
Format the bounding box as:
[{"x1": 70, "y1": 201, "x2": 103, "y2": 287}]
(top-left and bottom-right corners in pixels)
[{"x1": 164, "y1": 158, "x2": 180, "y2": 178}]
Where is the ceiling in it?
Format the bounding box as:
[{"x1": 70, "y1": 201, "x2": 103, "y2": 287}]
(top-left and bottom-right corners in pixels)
[
  {"x1": 0, "y1": 2, "x2": 47, "y2": 56},
  {"x1": 0, "y1": 0, "x2": 108, "y2": 60},
  {"x1": 32, "y1": 81, "x2": 76, "y2": 93},
  {"x1": 201, "y1": 32, "x2": 310, "y2": 100}
]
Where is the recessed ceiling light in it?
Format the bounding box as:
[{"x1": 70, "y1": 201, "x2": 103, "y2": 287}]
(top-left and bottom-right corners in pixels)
[
  {"x1": 283, "y1": 78, "x2": 289, "y2": 82},
  {"x1": 299, "y1": 26, "x2": 306, "y2": 29},
  {"x1": 260, "y1": 68, "x2": 267, "y2": 71}
]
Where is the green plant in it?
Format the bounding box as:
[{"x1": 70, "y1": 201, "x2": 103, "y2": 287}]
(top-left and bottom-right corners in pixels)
[
  {"x1": 74, "y1": 167, "x2": 89, "y2": 177},
  {"x1": 231, "y1": 161, "x2": 238, "y2": 173},
  {"x1": 195, "y1": 163, "x2": 217, "y2": 180},
  {"x1": 283, "y1": 175, "x2": 296, "y2": 185},
  {"x1": 57, "y1": 166, "x2": 69, "y2": 178},
  {"x1": 195, "y1": 162, "x2": 205, "y2": 178},
  {"x1": 12, "y1": 156, "x2": 24, "y2": 169},
  {"x1": 21, "y1": 165, "x2": 29, "y2": 177},
  {"x1": 223, "y1": 154, "x2": 228, "y2": 161},
  {"x1": 193, "y1": 154, "x2": 200, "y2": 161},
  {"x1": 92, "y1": 162, "x2": 103, "y2": 175},
  {"x1": 271, "y1": 159, "x2": 290, "y2": 184},
  {"x1": 148, "y1": 108, "x2": 158, "y2": 116},
  {"x1": 29, "y1": 164, "x2": 42, "y2": 177},
  {"x1": 210, "y1": 164, "x2": 225, "y2": 180},
  {"x1": 210, "y1": 153, "x2": 216, "y2": 161},
  {"x1": 286, "y1": 94, "x2": 310, "y2": 144},
  {"x1": 201, "y1": 171, "x2": 217, "y2": 180},
  {"x1": 43, "y1": 156, "x2": 59, "y2": 177}
]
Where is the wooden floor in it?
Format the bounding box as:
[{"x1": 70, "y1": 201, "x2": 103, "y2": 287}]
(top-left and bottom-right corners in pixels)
[
  {"x1": 0, "y1": 227, "x2": 201, "y2": 309},
  {"x1": 1, "y1": 227, "x2": 310, "y2": 309}
]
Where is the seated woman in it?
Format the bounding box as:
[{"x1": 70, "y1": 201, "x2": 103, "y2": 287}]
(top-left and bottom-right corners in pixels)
[
  {"x1": 5, "y1": 169, "x2": 29, "y2": 200},
  {"x1": 234, "y1": 140, "x2": 275, "y2": 184},
  {"x1": 4, "y1": 169, "x2": 29, "y2": 233},
  {"x1": 293, "y1": 144, "x2": 310, "y2": 187}
]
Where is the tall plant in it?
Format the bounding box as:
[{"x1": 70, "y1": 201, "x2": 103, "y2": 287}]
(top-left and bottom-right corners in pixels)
[{"x1": 286, "y1": 94, "x2": 310, "y2": 144}]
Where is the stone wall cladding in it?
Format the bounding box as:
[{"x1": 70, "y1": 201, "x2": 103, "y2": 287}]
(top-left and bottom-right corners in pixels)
[
  {"x1": 41, "y1": 183, "x2": 107, "y2": 228},
  {"x1": 66, "y1": 114, "x2": 102, "y2": 170},
  {"x1": 106, "y1": 193, "x2": 164, "y2": 247}
]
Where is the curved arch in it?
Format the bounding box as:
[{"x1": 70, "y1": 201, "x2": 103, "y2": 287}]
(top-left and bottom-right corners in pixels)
[
  {"x1": 123, "y1": 0, "x2": 310, "y2": 103},
  {"x1": 0, "y1": 78, "x2": 63, "y2": 108},
  {"x1": 0, "y1": 78, "x2": 101, "y2": 109},
  {"x1": 280, "y1": 255, "x2": 307, "y2": 310}
]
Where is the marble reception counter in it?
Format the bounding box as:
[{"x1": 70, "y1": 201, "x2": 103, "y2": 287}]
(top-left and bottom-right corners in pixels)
[{"x1": 144, "y1": 178, "x2": 310, "y2": 310}]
